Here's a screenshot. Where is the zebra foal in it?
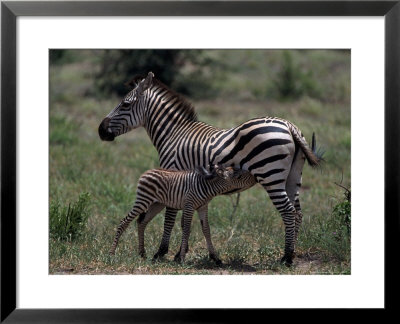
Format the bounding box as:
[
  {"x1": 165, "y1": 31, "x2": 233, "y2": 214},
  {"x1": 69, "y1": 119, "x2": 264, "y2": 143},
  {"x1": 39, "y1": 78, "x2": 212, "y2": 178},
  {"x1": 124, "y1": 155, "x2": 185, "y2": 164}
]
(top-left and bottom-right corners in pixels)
[{"x1": 109, "y1": 165, "x2": 255, "y2": 263}]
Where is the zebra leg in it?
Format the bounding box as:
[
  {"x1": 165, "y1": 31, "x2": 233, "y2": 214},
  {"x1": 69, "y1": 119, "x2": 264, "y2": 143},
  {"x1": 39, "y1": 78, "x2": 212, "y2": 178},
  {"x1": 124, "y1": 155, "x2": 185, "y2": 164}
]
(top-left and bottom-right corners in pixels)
[
  {"x1": 263, "y1": 183, "x2": 297, "y2": 266},
  {"x1": 197, "y1": 204, "x2": 222, "y2": 265},
  {"x1": 294, "y1": 204, "x2": 303, "y2": 243},
  {"x1": 273, "y1": 192, "x2": 297, "y2": 266},
  {"x1": 109, "y1": 203, "x2": 148, "y2": 255},
  {"x1": 175, "y1": 210, "x2": 189, "y2": 258},
  {"x1": 136, "y1": 203, "x2": 165, "y2": 258},
  {"x1": 173, "y1": 212, "x2": 190, "y2": 258},
  {"x1": 153, "y1": 207, "x2": 179, "y2": 260},
  {"x1": 180, "y1": 213, "x2": 189, "y2": 254},
  {"x1": 286, "y1": 150, "x2": 306, "y2": 248},
  {"x1": 174, "y1": 205, "x2": 195, "y2": 263}
]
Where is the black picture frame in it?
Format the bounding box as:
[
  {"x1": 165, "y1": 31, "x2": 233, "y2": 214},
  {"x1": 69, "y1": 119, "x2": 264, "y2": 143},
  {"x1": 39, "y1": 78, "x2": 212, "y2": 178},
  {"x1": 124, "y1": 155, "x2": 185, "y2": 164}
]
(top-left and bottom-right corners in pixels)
[{"x1": 1, "y1": 0, "x2": 398, "y2": 322}]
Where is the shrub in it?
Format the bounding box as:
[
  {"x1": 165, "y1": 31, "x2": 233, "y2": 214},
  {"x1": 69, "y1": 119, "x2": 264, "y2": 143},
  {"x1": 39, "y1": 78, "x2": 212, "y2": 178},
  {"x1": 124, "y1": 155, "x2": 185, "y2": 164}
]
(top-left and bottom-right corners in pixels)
[
  {"x1": 274, "y1": 51, "x2": 321, "y2": 100},
  {"x1": 299, "y1": 184, "x2": 351, "y2": 262},
  {"x1": 331, "y1": 185, "x2": 351, "y2": 236},
  {"x1": 317, "y1": 185, "x2": 351, "y2": 261},
  {"x1": 50, "y1": 193, "x2": 91, "y2": 241},
  {"x1": 94, "y1": 49, "x2": 219, "y2": 99}
]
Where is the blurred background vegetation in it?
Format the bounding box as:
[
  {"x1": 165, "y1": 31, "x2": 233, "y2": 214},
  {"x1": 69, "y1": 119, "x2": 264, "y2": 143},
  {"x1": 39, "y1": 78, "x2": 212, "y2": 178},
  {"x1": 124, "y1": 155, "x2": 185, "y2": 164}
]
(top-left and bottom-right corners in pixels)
[
  {"x1": 50, "y1": 49, "x2": 350, "y2": 102},
  {"x1": 49, "y1": 49, "x2": 350, "y2": 274}
]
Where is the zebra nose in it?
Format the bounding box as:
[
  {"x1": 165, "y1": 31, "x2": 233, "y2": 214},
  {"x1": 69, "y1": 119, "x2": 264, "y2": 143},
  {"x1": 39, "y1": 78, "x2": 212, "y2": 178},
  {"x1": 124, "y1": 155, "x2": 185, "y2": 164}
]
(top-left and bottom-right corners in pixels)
[{"x1": 98, "y1": 117, "x2": 115, "y2": 141}]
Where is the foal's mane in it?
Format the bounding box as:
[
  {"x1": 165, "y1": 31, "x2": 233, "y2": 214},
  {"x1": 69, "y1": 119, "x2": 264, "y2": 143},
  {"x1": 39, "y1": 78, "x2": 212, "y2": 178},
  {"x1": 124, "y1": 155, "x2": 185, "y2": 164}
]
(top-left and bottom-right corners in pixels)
[{"x1": 127, "y1": 75, "x2": 198, "y2": 122}]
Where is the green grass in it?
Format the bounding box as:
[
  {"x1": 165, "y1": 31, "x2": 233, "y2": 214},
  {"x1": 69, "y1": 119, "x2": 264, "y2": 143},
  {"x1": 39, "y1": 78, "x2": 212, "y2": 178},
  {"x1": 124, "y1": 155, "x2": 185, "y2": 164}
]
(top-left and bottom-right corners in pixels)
[
  {"x1": 49, "y1": 49, "x2": 351, "y2": 275},
  {"x1": 50, "y1": 192, "x2": 91, "y2": 241}
]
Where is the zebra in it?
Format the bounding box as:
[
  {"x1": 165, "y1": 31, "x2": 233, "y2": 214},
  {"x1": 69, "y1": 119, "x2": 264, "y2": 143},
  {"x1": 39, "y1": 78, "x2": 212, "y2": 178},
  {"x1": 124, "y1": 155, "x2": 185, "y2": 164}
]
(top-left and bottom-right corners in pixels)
[
  {"x1": 99, "y1": 72, "x2": 323, "y2": 265},
  {"x1": 109, "y1": 165, "x2": 255, "y2": 263}
]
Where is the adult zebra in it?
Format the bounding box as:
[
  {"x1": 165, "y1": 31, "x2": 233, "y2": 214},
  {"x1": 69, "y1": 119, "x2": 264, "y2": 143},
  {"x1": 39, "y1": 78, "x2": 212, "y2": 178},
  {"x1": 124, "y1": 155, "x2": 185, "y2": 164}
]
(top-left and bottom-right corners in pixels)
[{"x1": 99, "y1": 72, "x2": 322, "y2": 265}]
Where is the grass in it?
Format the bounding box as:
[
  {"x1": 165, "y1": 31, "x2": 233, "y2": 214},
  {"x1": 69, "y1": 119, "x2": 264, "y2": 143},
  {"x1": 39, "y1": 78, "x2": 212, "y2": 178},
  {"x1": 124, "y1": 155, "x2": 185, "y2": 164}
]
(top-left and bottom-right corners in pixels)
[
  {"x1": 49, "y1": 49, "x2": 351, "y2": 275},
  {"x1": 50, "y1": 192, "x2": 91, "y2": 241}
]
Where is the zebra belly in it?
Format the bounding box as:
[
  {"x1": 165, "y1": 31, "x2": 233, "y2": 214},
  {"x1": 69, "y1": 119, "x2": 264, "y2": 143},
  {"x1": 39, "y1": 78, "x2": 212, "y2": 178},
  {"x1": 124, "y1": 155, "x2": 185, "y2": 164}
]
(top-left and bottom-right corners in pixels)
[
  {"x1": 157, "y1": 191, "x2": 188, "y2": 210},
  {"x1": 156, "y1": 190, "x2": 210, "y2": 211}
]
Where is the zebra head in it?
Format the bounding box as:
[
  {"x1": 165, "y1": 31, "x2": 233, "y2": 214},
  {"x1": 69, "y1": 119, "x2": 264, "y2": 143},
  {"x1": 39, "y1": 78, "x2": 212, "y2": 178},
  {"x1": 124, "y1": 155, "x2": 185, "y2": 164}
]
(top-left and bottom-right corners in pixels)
[
  {"x1": 197, "y1": 165, "x2": 242, "y2": 180},
  {"x1": 212, "y1": 165, "x2": 254, "y2": 184},
  {"x1": 196, "y1": 165, "x2": 230, "y2": 180},
  {"x1": 98, "y1": 72, "x2": 154, "y2": 141}
]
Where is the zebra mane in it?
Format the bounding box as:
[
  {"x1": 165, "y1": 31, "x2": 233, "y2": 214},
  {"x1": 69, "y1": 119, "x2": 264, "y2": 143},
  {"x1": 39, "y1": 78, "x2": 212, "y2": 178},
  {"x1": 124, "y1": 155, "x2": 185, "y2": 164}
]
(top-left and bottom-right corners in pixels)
[
  {"x1": 126, "y1": 75, "x2": 198, "y2": 122},
  {"x1": 125, "y1": 74, "x2": 148, "y2": 88}
]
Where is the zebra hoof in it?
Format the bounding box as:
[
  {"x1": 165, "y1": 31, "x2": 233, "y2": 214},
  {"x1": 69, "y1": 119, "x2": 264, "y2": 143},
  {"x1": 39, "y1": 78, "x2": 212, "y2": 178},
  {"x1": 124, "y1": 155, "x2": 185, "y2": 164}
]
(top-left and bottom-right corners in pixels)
[
  {"x1": 152, "y1": 253, "x2": 164, "y2": 261},
  {"x1": 280, "y1": 254, "x2": 293, "y2": 267},
  {"x1": 178, "y1": 244, "x2": 189, "y2": 254},
  {"x1": 139, "y1": 250, "x2": 146, "y2": 258},
  {"x1": 153, "y1": 250, "x2": 168, "y2": 260},
  {"x1": 210, "y1": 254, "x2": 222, "y2": 266},
  {"x1": 174, "y1": 253, "x2": 185, "y2": 263},
  {"x1": 153, "y1": 246, "x2": 169, "y2": 259}
]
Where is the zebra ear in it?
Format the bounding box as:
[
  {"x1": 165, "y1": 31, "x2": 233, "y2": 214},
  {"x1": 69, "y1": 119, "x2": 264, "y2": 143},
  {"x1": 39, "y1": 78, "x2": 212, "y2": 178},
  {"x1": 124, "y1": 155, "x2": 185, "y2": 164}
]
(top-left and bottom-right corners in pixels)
[
  {"x1": 196, "y1": 166, "x2": 215, "y2": 180},
  {"x1": 137, "y1": 72, "x2": 154, "y2": 94}
]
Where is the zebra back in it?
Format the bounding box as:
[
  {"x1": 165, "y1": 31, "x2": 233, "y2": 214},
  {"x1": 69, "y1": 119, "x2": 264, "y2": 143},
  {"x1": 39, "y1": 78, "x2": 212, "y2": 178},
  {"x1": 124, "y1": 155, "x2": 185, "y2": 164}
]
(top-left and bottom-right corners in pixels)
[{"x1": 136, "y1": 166, "x2": 254, "y2": 209}]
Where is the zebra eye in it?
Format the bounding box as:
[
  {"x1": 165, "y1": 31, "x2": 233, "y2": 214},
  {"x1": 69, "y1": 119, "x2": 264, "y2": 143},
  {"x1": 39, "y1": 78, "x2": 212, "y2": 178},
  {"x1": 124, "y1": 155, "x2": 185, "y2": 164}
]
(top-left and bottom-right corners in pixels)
[{"x1": 121, "y1": 101, "x2": 131, "y2": 109}]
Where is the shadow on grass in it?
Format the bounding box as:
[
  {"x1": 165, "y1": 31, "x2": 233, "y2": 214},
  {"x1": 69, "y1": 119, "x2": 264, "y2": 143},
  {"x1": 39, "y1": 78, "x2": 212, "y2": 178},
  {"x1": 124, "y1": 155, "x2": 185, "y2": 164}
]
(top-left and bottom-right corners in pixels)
[{"x1": 186, "y1": 255, "x2": 258, "y2": 273}]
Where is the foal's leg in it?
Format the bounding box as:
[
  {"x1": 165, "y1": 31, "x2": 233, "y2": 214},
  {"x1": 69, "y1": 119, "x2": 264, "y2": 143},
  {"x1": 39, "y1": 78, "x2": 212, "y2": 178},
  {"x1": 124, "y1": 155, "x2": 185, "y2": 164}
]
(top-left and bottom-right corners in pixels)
[
  {"x1": 173, "y1": 205, "x2": 220, "y2": 263},
  {"x1": 174, "y1": 204, "x2": 195, "y2": 263},
  {"x1": 197, "y1": 204, "x2": 221, "y2": 265},
  {"x1": 109, "y1": 202, "x2": 148, "y2": 255},
  {"x1": 153, "y1": 207, "x2": 179, "y2": 260},
  {"x1": 136, "y1": 202, "x2": 165, "y2": 258}
]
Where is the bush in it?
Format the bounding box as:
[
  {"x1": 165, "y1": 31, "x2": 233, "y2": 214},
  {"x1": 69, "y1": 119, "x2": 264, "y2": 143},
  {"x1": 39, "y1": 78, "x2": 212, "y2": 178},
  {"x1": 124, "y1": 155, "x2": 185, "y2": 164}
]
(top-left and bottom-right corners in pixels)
[
  {"x1": 274, "y1": 50, "x2": 321, "y2": 101},
  {"x1": 299, "y1": 184, "x2": 351, "y2": 262},
  {"x1": 94, "y1": 49, "x2": 218, "y2": 99},
  {"x1": 317, "y1": 186, "x2": 351, "y2": 261},
  {"x1": 50, "y1": 193, "x2": 91, "y2": 241},
  {"x1": 95, "y1": 50, "x2": 181, "y2": 97},
  {"x1": 331, "y1": 186, "x2": 351, "y2": 236}
]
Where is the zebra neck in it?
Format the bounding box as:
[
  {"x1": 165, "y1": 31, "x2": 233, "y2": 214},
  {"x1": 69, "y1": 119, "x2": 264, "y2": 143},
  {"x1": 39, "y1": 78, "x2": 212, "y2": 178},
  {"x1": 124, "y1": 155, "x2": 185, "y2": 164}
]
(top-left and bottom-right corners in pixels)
[
  {"x1": 142, "y1": 89, "x2": 221, "y2": 169},
  {"x1": 145, "y1": 117, "x2": 201, "y2": 152},
  {"x1": 202, "y1": 177, "x2": 230, "y2": 198},
  {"x1": 143, "y1": 89, "x2": 198, "y2": 152}
]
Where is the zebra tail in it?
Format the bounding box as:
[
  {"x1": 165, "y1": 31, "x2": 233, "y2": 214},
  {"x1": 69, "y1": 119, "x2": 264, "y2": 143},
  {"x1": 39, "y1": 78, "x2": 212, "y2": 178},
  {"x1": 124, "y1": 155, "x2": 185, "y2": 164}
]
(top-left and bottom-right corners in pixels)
[
  {"x1": 289, "y1": 123, "x2": 324, "y2": 167},
  {"x1": 311, "y1": 132, "x2": 325, "y2": 166}
]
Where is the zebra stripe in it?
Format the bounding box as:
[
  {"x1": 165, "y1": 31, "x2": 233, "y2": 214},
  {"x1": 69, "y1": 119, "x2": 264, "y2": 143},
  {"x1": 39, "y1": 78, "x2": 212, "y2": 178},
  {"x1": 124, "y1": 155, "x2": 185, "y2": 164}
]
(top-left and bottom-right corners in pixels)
[
  {"x1": 99, "y1": 72, "x2": 323, "y2": 265},
  {"x1": 109, "y1": 166, "x2": 255, "y2": 263}
]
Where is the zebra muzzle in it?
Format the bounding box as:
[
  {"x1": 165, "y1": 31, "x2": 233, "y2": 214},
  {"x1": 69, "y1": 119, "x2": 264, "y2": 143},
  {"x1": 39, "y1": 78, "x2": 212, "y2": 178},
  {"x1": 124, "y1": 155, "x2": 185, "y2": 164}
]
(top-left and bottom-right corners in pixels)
[{"x1": 98, "y1": 118, "x2": 115, "y2": 141}]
